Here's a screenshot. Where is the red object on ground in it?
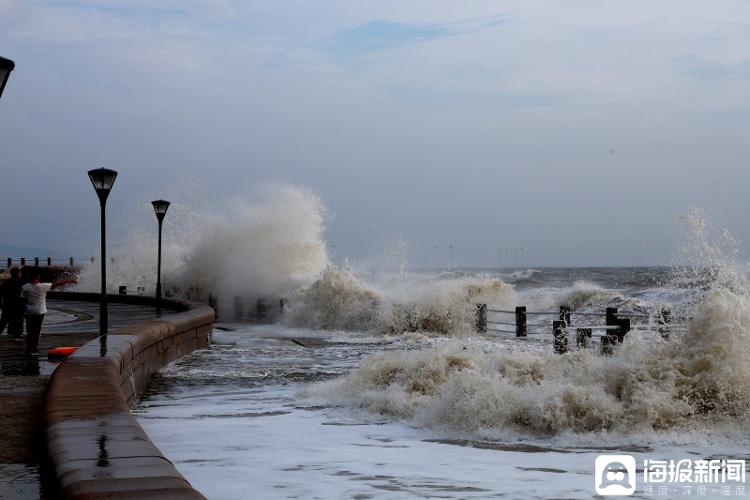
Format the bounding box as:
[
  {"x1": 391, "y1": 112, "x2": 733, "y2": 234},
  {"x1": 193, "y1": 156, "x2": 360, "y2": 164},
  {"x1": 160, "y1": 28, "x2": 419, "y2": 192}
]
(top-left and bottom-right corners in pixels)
[{"x1": 47, "y1": 346, "x2": 78, "y2": 359}]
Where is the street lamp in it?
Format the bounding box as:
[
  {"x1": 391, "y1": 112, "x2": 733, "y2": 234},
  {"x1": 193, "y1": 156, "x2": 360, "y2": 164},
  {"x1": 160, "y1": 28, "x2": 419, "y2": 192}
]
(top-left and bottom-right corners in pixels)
[
  {"x1": 0, "y1": 56, "x2": 15, "y2": 100},
  {"x1": 151, "y1": 199, "x2": 170, "y2": 311},
  {"x1": 88, "y1": 168, "x2": 118, "y2": 338}
]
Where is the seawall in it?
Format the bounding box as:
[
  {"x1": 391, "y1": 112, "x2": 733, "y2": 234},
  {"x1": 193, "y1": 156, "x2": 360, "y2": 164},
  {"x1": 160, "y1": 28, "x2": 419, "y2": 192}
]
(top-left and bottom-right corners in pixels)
[{"x1": 44, "y1": 292, "x2": 215, "y2": 499}]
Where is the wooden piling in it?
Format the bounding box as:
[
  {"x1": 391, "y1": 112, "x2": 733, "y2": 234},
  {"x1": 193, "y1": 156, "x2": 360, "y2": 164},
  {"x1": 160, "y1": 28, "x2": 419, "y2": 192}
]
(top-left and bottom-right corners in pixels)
[
  {"x1": 576, "y1": 328, "x2": 592, "y2": 349},
  {"x1": 601, "y1": 335, "x2": 616, "y2": 355},
  {"x1": 6, "y1": 258, "x2": 10, "y2": 268},
  {"x1": 475, "y1": 304, "x2": 487, "y2": 334},
  {"x1": 20, "y1": 257, "x2": 25, "y2": 266},
  {"x1": 47, "y1": 257, "x2": 52, "y2": 266},
  {"x1": 616, "y1": 318, "x2": 630, "y2": 343},
  {"x1": 34, "y1": 257, "x2": 39, "y2": 266},
  {"x1": 658, "y1": 307, "x2": 671, "y2": 339},
  {"x1": 553, "y1": 320, "x2": 568, "y2": 354},
  {"x1": 605, "y1": 307, "x2": 618, "y2": 327},
  {"x1": 560, "y1": 305, "x2": 571, "y2": 326},
  {"x1": 69, "y1": 257, "x2": 74, "y2": 266},
  {"x1": 257, "y1": 298, "x2": 267, "y2": 321},
  {"x1": 233, "y1": 296, "x2": 242, "y2": 320},
  {"x1": 279, "y1": 299, "x2": 286, "y2": 314},
  {"x1": 515, "y1": 306, "x2": 527, "y2": 337}
]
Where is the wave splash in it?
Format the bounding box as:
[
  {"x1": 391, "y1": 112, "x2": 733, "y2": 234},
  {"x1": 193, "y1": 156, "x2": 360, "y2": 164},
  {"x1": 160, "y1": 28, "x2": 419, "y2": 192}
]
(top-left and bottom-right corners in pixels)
[
  {"x1": 309, "y1": 288, "x2": 750, "y2": 439},
  {"x1": 283, "y1": 267, "x2": 514, "y2": 334},
  {"x1": 77, "y1": 185, "x2": 331, "y2": 306}
]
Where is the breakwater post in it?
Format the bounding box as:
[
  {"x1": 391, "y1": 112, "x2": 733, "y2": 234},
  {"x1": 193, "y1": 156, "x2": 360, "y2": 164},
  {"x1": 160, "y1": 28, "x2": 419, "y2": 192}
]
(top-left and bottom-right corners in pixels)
[
  {"x1": 553, "y1": 320, "x2": 567, "y2": 354},
  {"x1": 576, "y1": 327, "x2": 592, "y2": 348},
  {"x1": 475, "y1": 304, "x2": 487, "y2": 334},
  {"x1": 658, "y1": 307, "x2": 671, "y2": 339},
  {"x1": 560, "y1": 305, "x2": 571, "y2": 326},
  {"x1": 515, "y1": 306, "x2": 527, "y2": 337}
]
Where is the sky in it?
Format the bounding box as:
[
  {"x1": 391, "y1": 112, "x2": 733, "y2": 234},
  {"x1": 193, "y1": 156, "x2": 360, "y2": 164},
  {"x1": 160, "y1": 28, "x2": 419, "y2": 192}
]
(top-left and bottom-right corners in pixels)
[{"x1": 1, "y1": 1, "x2": 749, "y2": 267}]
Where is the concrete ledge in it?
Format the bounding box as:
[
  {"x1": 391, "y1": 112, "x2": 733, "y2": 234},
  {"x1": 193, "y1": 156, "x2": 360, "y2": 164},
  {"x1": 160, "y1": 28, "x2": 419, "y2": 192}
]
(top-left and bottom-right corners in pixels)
[{"x1": 44, "y1": 293, "x2": 214, "y2": 500}]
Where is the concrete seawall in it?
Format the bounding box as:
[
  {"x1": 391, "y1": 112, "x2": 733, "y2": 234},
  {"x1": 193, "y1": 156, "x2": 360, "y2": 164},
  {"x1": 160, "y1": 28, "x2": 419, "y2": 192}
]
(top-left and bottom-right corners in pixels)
[{"x1": 44, "y1": 292, "x2": 215, "y2": 499}]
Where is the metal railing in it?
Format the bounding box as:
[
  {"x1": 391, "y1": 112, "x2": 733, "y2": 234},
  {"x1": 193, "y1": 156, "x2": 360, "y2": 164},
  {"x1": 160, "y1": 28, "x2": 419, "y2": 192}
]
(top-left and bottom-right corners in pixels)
[
  {"x1": 475, "y1": 304, "x2": 685, "y2": 355},
  {"x1": 2, "y1": 256, "x2": 96, "y2": 268}
]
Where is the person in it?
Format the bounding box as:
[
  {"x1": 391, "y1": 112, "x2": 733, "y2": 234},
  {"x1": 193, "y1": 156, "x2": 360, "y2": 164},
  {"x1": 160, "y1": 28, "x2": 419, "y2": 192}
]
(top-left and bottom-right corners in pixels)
[
  {"x1": 21, "y1": 272, "x2": 77, "y2": 355},
  {"x1": 0, "y1": 268, "x2": 24, "y2": 337}
]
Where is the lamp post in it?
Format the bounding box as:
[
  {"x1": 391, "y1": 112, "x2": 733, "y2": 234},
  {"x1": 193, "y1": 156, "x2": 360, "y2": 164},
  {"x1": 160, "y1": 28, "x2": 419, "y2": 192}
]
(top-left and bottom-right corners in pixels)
[
  {"x1": 151, "y1": 199, "x2": 170, "y2": 312},
  {"x1": 0, "y1": 56, "x2": 15, "y2": 100},
  {"x1": 88, "y1": 168, "x2": 118, "y2": 338}
]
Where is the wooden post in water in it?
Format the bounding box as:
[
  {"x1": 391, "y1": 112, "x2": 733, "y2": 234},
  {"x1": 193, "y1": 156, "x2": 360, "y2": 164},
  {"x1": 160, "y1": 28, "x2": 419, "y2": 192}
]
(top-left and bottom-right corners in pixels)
[
  {"x1": 601, "y1": 334, "x2": 616, "y2": 355},
  {"x1": 658, "y1": 307, "x2": 671, "y2": 339},
  {"x1": 475, "y1": 304, "x2": 487, "y2": 334},
  {"x1": 560, "y1": 305, "x2": 571, "y2": 326},
  {"x1": 576, "y1": 328, "x2": 592, "y2": 349},
  {"x1": 605, "y1": 307, "x2": 618, "y2": 328},
  {"x1": 20, "y1": 258, "x2": 25, "y2": 266},
  {"x1": 47, "y1": 257, "x2": 52, "y2": 266},
  {"x1": 515, "y1": 306, "x2": 527, "y2": 337},
  {"x1": 553, "y1": 320, "x2": 568, "y2": 354},
  {"x1": 233, "y1": 296, "x2": 242, "y2": 320},
  {"x1": 615, "y1": 318, "x2": 630, "y2": 344},
  {"x1": 279, "y1": 299, "x2": 286, "y2": 314},
  {"x1": 69, "y1": 257, "x2": 74, "y2": 266},
  {"x1": 256, "y1": 299, "x2": 267, "y2": 321},
  {"x1": 6, "y1": 258, "x2": 10, "y2": 268},
  {"x1": 34, "y1": 257, "x2": 39, "y2": 267}
]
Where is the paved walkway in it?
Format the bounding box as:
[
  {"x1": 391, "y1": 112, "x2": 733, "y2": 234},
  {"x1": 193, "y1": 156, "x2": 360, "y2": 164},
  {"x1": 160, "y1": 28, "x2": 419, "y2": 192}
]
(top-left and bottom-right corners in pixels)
[{"x1": 0, "y1": 300, "x2": 161, "y2": 499}]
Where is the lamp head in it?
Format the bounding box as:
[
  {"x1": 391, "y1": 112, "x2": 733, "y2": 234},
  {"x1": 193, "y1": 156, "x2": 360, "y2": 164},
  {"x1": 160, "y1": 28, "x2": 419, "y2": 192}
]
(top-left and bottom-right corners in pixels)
[
  {"x1": 0, "y1": 56, "x2": 15, "y2": 100},
  {"x1": 151, "y1": 199, "x2": 171, "y2": 222},
  {"x1": 87, "y1": 168, "x2": 118, "y2": 203}
]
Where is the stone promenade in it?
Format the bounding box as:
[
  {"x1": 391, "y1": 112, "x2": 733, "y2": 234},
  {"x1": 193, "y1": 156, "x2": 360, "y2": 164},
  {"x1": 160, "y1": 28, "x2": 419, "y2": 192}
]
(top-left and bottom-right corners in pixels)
[{"x1": 0, "y1": 300, "x2": 161, "y2": 499}]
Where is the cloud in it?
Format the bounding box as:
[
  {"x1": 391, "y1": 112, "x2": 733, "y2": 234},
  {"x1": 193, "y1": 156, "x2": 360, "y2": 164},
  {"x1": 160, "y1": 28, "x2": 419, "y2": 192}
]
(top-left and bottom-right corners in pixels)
[
  {"x1": 674, "y1": 53, "x2": 750, "y2": 81},
  {"x1": 327, "y1": 15, "x2": 509, "y2": 59}
]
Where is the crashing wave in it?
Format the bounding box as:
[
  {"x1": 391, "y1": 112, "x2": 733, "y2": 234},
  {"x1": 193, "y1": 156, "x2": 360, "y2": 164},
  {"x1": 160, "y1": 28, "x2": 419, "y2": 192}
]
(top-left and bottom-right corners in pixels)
[{"x1": 310, "y1": 288, "x2": 750, "y2": 437}]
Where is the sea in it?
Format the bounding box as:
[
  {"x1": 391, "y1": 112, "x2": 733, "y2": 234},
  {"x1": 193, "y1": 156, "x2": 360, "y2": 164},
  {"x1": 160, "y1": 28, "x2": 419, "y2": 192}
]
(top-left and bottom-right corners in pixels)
[{"x1": 133, "y1": 266, "x2": 750, "y2": 499}]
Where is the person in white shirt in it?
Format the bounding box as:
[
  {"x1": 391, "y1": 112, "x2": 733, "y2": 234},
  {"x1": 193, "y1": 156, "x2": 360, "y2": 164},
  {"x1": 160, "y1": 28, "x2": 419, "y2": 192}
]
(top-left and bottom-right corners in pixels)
[{"x1": 21, "y1": 271, "x2": 77, "y2": 355}]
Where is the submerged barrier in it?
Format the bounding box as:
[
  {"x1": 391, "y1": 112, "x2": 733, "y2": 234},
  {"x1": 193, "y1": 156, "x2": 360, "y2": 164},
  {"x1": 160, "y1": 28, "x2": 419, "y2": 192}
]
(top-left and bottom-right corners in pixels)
[
  {"x1": 476, "y1": 304, "x2": 678, "y2": 355},
  {"x1": 44, "y1": 292, "x2": 214, "y2": 499}
]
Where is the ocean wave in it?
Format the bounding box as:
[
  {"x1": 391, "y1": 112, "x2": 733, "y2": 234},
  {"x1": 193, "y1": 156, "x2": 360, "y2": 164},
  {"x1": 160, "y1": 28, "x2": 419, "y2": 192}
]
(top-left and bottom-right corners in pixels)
[{"x1": 308, "y1": 289, "x2": 750, "y2": 438}]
